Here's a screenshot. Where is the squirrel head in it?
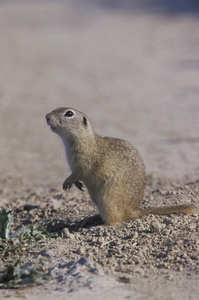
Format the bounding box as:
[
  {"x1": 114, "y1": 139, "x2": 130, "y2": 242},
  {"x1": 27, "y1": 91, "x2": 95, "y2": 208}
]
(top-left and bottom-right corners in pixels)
[{"x1": 46, "y1": 107, "x2": 95, "y2": 146}]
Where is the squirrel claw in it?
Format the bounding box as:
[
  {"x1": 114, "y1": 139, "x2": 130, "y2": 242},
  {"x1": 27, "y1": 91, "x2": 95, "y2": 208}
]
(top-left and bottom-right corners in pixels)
[{"x1": 74, "y1": 181, "x2": 84, "y2": 191}]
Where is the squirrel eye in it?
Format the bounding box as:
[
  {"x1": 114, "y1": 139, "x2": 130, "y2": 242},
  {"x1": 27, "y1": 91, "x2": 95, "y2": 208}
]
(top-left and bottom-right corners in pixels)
[{"x1": 64, "y1": 110, "x2": 74, "y2": 117}]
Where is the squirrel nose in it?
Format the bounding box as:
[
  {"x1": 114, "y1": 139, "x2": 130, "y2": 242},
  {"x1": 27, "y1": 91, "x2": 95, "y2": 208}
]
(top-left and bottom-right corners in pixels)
[
  {"x1": 46, "y1": 113, "x2": 51, "y2": 120},
  {"x1": 45, "y1": 113, "x2": 51, "y2": 124}
]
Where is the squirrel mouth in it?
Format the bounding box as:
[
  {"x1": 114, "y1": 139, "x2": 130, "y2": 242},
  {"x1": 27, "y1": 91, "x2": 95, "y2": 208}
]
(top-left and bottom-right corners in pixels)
[
  {"x1": 48, "y1": 122, "x2": 58, "y2": 133},
  {"x1": 49, "y1": 125, "x2": 57, "y2": 132},
  {"x1": 46, "y1": 117, "x2": 57, "y2": 132}
]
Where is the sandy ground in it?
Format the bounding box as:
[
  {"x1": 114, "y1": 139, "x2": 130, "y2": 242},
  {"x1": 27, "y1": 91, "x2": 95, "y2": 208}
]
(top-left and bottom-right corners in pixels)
[{"x1": 0, "y1": 0, "x2": 199, "y2": 299}]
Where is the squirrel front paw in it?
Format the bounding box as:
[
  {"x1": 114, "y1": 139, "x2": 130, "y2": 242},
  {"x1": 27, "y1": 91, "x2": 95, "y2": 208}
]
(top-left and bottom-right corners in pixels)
[
  {"x1": 63, "y1": 178, "x2": 73, "y2": 191},
  {"x1": 63, "y1": 178, "x2": 84, "y2": 191},
  {"x1": 74, "y1": 181, "x2": 84, "y2": 191}
]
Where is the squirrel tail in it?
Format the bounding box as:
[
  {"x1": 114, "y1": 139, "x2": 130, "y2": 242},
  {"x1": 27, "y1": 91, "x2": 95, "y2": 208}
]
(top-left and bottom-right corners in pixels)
[{"x1": 140, "y1": 204, "x2": 196, "y2": 217}]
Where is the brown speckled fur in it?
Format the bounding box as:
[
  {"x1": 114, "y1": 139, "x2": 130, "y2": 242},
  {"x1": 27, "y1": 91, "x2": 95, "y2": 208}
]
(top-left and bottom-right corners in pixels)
[{"x1": 46, "y1": 108, "x2": 196, "y2": 226}]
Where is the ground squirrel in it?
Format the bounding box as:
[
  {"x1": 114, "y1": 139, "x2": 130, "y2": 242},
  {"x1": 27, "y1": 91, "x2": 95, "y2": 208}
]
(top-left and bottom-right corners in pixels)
[{"x1": 46, "y1": 107, "x2": 195, "y2": 226}]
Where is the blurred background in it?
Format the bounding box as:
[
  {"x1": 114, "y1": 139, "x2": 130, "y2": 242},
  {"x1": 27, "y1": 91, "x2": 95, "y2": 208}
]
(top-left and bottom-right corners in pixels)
[{"x1": 0, "y1": 0, "x2": 199, "y2": 187}]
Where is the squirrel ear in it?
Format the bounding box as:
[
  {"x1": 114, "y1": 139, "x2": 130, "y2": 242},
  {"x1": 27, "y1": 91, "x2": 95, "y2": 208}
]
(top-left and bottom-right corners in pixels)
[{"x1": 83, "y1": 116, "x2": 87, "y2": 126}]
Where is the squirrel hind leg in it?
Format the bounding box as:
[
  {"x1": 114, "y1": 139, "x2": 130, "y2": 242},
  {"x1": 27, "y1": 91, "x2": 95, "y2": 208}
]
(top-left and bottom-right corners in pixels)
[{"x1": 103, "y1": 209, "x2": 140, "y2": 226}]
